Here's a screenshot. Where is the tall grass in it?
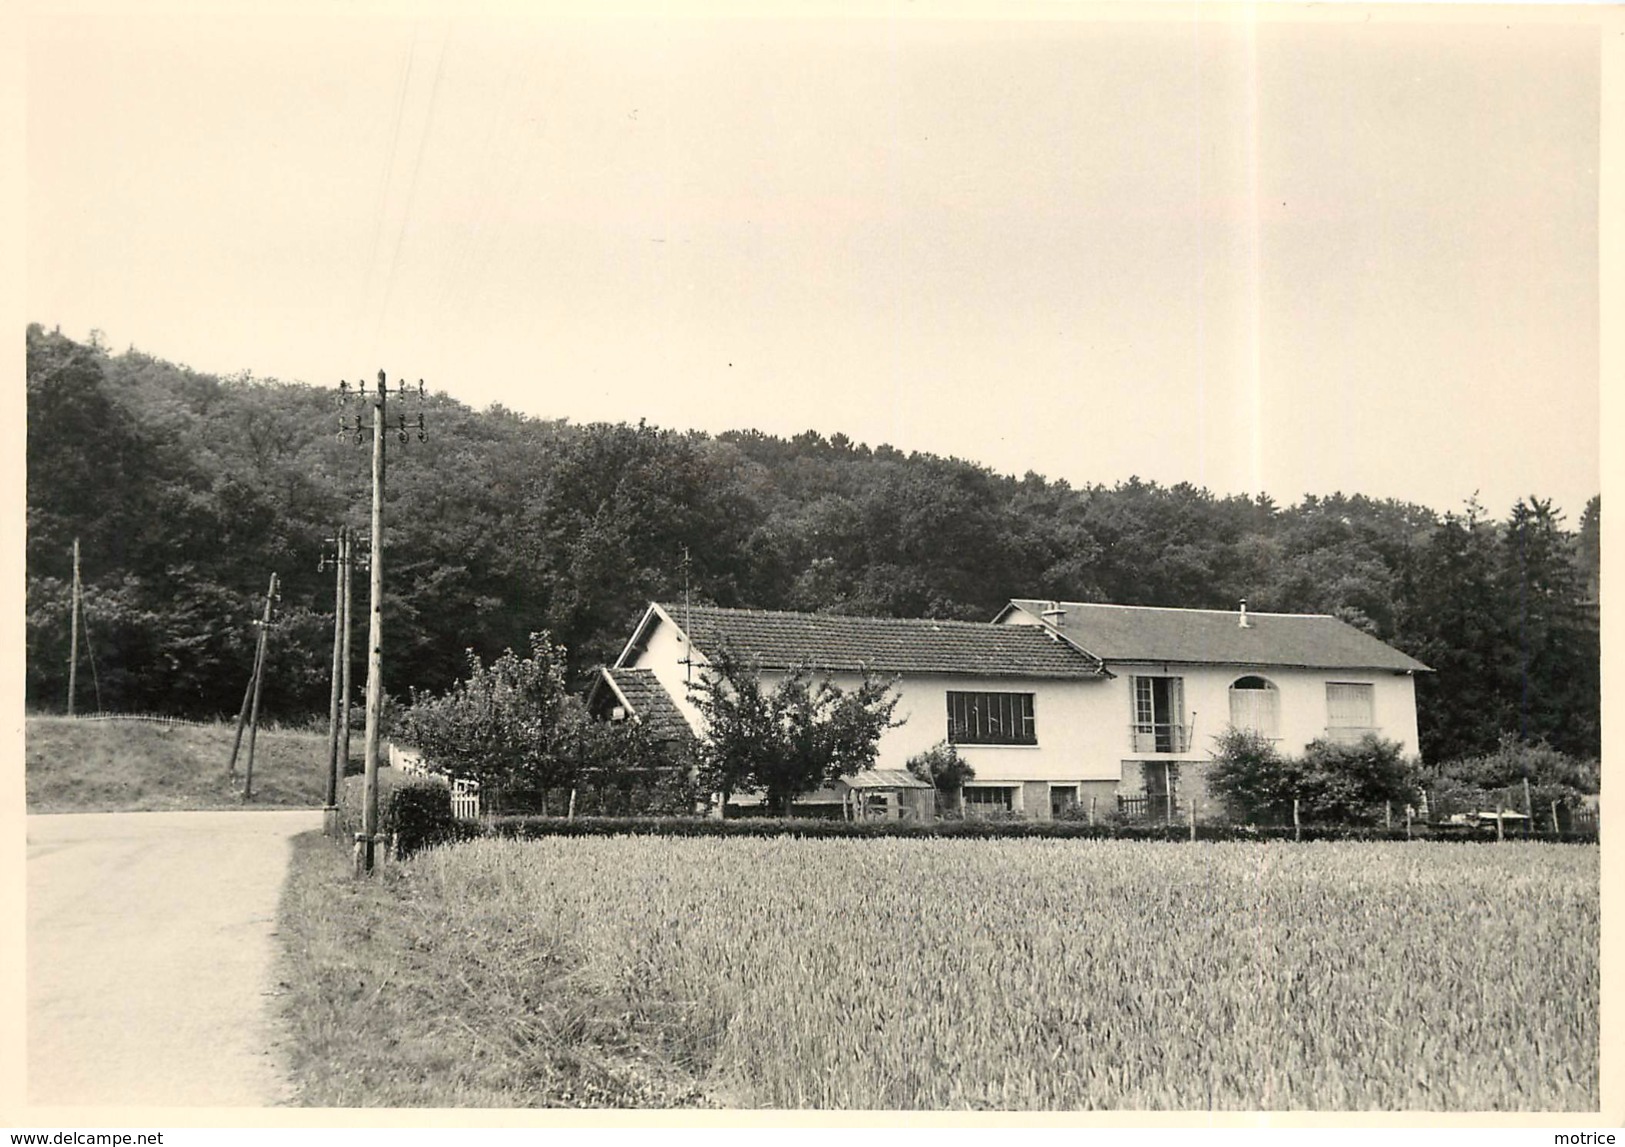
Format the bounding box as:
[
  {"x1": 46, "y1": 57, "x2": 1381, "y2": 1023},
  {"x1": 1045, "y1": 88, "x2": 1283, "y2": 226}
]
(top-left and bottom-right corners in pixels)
[
  {"x1": 282, "y1": 836, "x2": 1599, "y2": 1110},
  {"x1": 25, "y1": 715, "x2": 330, "y2": 811}
]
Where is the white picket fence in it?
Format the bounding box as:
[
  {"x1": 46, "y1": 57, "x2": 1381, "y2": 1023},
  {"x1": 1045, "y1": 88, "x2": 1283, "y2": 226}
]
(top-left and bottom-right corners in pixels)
[{"x1": 388, "y1": 742, "x2": 481, "y2": 819}]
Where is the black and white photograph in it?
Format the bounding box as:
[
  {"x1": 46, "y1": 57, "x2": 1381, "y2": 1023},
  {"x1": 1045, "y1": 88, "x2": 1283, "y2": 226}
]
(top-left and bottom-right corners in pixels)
[{"x1": 7, "y1": 0, "x2": 1615, "y2": 1132}]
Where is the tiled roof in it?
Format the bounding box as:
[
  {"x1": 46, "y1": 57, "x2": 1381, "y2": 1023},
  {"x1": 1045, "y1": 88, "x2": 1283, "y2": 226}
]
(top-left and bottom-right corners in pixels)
[
  {"x1": 1002, "y1": 600, "x2": 1431, "y2": 672},
  {"x1": 650, "y1": 603, "x2": 1104, "y2": 679},
  {"x1": 602, "y1": 667, "x2": 696, "y2": 742}
]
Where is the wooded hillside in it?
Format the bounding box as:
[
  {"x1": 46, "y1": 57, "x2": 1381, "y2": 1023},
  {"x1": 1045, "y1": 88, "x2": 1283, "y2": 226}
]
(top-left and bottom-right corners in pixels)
[{"x1": 25, "y1": 324, "x2": 1599, "y2": 763}]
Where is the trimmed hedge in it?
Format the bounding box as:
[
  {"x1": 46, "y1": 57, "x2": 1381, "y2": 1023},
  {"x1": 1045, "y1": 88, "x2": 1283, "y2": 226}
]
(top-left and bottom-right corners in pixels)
[
  {"x1": 339, "y1": 771, "x2": 461, "y2": 857},
  {"x1": 460, "y1": 815, "x2": 1598, "y2": 845}
]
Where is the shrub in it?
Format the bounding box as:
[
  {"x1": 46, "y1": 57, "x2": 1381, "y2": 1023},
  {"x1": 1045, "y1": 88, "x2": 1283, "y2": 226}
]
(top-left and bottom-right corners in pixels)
[
  {"x1": 431, "y1": 814, "x2": 1594, "y2": 844},
  {"x1": 339, "y1": 772, "x2": 458, "y2": 857},
  {"x1": 905, "y1": 741, "x2": 975, "y2": 814},
  {"x1": 386, "y1": 778, "x2": 457, "y2": 858},
  {"x1": 1207, "y1": 728, "x2": 1299, "y2": 823},
  {"x1": 1297, "y1": 735, "x2": 1418, "y2": 825}
]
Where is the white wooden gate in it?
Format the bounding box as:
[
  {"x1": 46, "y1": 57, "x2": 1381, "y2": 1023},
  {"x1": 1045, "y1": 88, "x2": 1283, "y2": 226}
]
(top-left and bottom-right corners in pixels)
[{"x1": 451, "y1": 778, "x2": 481, "y2": 820}]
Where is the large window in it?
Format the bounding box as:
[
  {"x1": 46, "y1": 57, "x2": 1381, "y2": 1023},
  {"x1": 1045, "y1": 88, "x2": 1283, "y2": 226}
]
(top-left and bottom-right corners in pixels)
[
  {"x1": 947, "y1": 691, "x2": 1037, "y2": 745},
  {"x1": 1325, "y1": 682, "x2": 1376, "y2": 743},
  {"x1": 1131, "y1": 676, "x2": 1188, "y2": 753},
  {"x1": 1229, "y1": 675, "x2": 1281, "y2": 739},
  {"x1": 963, "y1": 785, "x2": 1016, "y2": 813}
]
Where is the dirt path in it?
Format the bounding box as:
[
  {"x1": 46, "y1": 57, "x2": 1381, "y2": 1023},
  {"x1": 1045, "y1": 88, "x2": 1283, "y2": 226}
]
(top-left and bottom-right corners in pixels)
[{"x1": 27, "y1": 809, "x2": 322, "y2": 1107}]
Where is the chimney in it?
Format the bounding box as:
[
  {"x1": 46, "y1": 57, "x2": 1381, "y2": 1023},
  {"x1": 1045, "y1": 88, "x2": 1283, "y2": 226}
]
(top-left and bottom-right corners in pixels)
[
  {"x1": 1238, "y1": 598, "x2": 1252, "y2": 629},
  {"x1": 1040, "y1": 601, "x2": 1067, "y2": 628}
]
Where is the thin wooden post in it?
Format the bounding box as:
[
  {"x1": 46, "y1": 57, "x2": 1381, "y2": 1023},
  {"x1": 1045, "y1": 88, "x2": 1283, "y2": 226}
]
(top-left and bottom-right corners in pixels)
[
  {"x1": 1404, "y1": 804, "x2": 1412, "y2": 840},
  {"x1": 231, "y1": 572, "x2": 277, "y2": 781},
  {"x1": 1188, "y1": 799, "x2": 1196, "y2": 842},
  {"x1": 567, "y1": 788, "x2": 577, "y2": 820},
  {"x1": 1089, "y1": 795, "x2": 1097, "y2": 826},
  {"x1": 340, "y1": 530, "x2": 355, "y2": 796},
  {"x1": 324, "y1": 526, "x2": 345, "y2": 835},
  {"x1": 1522, "y1": 777, "x2": 1533, "y2": 820},
  {"x1": 243, "y1": 573, "x2": 278, "y2": 803},
  {"x1": 1385, "y1": 801, "x2": 1392, "y2": 832},
  {"x1": 1495, "y1": 808, "x2": 1504, "y2": 842},
  {"x1": 1164, "y1": 761, "x2": 1173, "y2": 826},
  {"x1": 1292, "y1": 797, "x2": 1301, "y2": 842},
  {"x1": 1551, "y1": 801, "x2": 1561, "y2": 835},
  {"x1": 67, "y1": 538, "x2": 81, "y2": 716}
]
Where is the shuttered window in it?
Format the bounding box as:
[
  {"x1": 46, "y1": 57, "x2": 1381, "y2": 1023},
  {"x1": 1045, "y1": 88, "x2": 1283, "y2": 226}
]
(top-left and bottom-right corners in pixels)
[
  {"x1": 947, "y1": 691, "x2": 1037, "y2": 746},
  {"x1": 1325, "y1": 682, "x2": 1375, "y2": 736},
  {"x1": 1228, "y1": 675, "x2": 1281, "y2": 739}
]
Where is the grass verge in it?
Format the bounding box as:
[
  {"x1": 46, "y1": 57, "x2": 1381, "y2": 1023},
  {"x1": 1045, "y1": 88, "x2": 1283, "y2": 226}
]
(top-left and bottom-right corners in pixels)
[
  {"x1": 270, "y1": 831, "x2": 713, "y2": 1108},
  {"x1": 26, "y1": 715, "x2": 331, "y2": 812}
]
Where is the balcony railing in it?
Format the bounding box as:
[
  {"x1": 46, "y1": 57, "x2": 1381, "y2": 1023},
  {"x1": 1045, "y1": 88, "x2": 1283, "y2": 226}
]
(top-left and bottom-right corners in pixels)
[
  {"x1": 1322, "y1": 726, "x2": 1379, "y2": 746},
  {"x1": 1129, "y1": 723, "x2": 1191, "y2": 754}
]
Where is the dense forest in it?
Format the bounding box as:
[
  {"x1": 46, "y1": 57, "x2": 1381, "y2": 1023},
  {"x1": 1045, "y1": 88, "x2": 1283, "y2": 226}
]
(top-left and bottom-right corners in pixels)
[{"x1": 25, "y1": 324, "x2": 1600, "y2": 764}]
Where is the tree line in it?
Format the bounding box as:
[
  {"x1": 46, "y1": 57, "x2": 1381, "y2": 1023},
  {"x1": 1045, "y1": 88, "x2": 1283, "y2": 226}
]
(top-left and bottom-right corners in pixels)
[{"x1": 25, "y1": 324, "x2": 1600, "y2": 765}]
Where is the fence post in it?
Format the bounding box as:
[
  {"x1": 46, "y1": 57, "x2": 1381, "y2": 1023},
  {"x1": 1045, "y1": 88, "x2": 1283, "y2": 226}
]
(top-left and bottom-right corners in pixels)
[
  {"x1": 1385, "y1": 801, "x2": 1392, "y2": 832},
  {"x1": 567, "y1": 788, "x2": 577, "y2": 821},
  {"x1": 1293, "y1": 798, "x2": 1301, "y2": 842},
  {"x1": 1089, "y1": 795, "x2": 1096, "y2": 826},
  {"x1": 1188, "y1": 799, "x2": 1196, "y2": 842},
  {"x1": 1404, "y1": 804, "x2": 1412, "y2": 840},
  {"x1": 1495, "y1": 808, "x2": 1504, "y2": 842},
  {"x1": 1551, "y1": 801, "x2": 1561, "y2": 836}
]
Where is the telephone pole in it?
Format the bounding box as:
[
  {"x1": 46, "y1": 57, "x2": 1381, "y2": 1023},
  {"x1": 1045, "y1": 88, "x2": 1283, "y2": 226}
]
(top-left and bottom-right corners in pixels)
[
  {"x1": 321, "y1": 526, "x2": 351, "y2": 836},
  {"x1": 67, "y1": 538, "x2": 81, "y2": 716},
  {"x1": 229, "y1": 572, "x2": 279, "y2": 789},
  {"x1": 339, "y1": 370, "x2": 426, "y2": 873}
]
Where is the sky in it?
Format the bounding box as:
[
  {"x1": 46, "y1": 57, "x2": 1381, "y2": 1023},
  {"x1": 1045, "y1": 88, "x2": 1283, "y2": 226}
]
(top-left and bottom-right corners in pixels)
[{"x1": 21, "y1": 3, "x2": 1609, "y2": 521}]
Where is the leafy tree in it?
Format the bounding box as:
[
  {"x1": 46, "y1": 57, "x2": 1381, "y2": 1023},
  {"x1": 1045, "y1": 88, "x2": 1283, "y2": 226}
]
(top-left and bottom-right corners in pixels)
[
  {"x1": 687, "y1": 647, "x2": 902, "y2": 815},
  {"x1": 556, "y1": 701, "x2": 700, "y2": 815},
  {"x1": 396, "y1": 633, "x2": 572, "y2": 795},
  {"x1": 905, "y1": 741, "x2": 976, "y2": 815}
]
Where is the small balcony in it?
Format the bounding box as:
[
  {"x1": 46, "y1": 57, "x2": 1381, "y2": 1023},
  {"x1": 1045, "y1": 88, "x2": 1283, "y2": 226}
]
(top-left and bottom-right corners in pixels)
[
  {"x1": 1322, "y1": 726, "x2": 1379, "y2": 747},
  {"x1": 1129, "y1": 722, "x2": 1191, "y2": 754}
]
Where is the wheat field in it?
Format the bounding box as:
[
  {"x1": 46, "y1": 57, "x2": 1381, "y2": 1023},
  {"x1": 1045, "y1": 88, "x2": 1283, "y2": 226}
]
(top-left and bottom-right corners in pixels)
[{"x1": 398, "y1": 837, "x2": 1596, "y2": 1110}]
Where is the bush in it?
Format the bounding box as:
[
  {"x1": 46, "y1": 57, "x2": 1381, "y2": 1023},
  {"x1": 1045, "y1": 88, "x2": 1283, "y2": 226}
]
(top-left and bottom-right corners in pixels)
[
  {"x1": 1297, "y1": 735, "x2": 1419, "y2": 825},
  {"x1": 1207, "y1": 728, "x2": 1299, "y2": 823},
  {"x1": 386, "y1": 778, "x2": 457, "y2": 858},
  {"x1": 905, "y1": 741, "x2": 975, "y2": 815},
  {"x1": 339, "y1": 772, "x2": 458, "y2": 858},
  {"x1": 428, "y1": 814, "x2": 1594, "y2": 845}
]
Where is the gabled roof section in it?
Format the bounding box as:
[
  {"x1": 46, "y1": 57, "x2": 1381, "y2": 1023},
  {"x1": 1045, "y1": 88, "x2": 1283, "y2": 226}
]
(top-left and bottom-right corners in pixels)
[
  {"x1": 648, "y1": 602, "x2": 1106, "y2": 679},
  {"x1": 590, "y1": 666, "x2": 696, "y2": 742},
  {"x1": 999, "y1": 600, "x2": 1431, "y2": 673}
]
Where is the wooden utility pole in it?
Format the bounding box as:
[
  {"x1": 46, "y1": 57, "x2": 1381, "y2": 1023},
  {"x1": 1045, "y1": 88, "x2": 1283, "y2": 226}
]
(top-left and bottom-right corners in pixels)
[
  {"x1": 229, "y1": 572, "x2": 278, "y2": 776},
  {"x1": 322, "y1": 526, "x2": 349, "y2": 836},
  {"x1": 67, "y1": 538, "x2": 81, "y2": 716},
  {"x1": 242, "y1": 572, "x2": 279, "y2": 802},
  {"x1": 340, "y1": 537, "x2": 358, "y2": 799},
  {"x1": 339, "y1": 370, "x2": 425, "y2": 874}
]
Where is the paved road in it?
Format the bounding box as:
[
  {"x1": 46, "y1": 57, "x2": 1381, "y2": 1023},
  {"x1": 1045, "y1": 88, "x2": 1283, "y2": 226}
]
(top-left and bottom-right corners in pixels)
[{"x1": 27, "y1": 809, "x2": 322, "y2": 1107}]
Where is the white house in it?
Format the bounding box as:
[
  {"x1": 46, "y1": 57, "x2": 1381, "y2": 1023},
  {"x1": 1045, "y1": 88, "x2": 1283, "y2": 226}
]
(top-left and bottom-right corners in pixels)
[
  {"x1": 600, "y1": 598, "x2": 1429, "y2": 821},
  {"x1": 994, "y1": 598, "x2": 1430, "y2": 819}
]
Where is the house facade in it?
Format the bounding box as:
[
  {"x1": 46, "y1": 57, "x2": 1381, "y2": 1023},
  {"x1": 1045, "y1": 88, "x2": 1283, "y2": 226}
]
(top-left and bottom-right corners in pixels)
[
  {"x1": 599, "y1": 598, "x2": 1429, "y2": 821},
  {"x1": 993, "y1": 599, "x2": 1429, "y2": 818}
]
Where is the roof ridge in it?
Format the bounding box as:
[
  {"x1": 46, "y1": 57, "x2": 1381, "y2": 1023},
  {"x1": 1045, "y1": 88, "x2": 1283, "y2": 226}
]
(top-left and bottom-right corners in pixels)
[
  {"x1": 1013, "y1": 598, "x2": 1336, "y2": 621},
  {"x1": 657, "y1": 602, "x2": 1048, "y2": 631}
]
